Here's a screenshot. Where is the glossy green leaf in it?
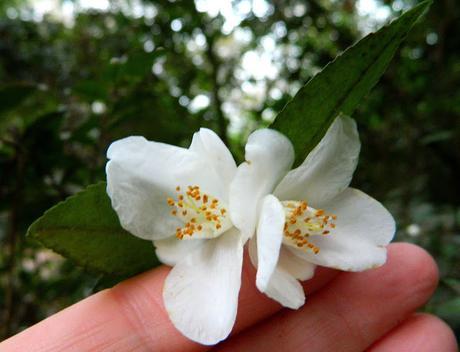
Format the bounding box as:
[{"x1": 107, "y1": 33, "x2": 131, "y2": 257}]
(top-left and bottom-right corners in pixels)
[
  {"x1": 270, "y1": 1, "x2": 431, "y2": 166},
  {"x1": 27, "y1": 182, "x2": 160, "y2": 276}
]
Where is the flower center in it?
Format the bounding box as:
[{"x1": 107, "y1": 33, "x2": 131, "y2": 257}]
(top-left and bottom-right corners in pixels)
[
  {"x1": 167, "y1": 185, "x2": 232, "y2": 240},
  {"x1": 281, "y1": 200, "x2": 337, "y2": 254}
]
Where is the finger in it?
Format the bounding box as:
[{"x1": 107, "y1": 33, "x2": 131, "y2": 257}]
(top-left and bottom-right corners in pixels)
[
  {"x1": 213, "y1": 243, "x2": 439, "y2": 352},
  {"x1": 368, "y1": 313, "x2": 458, "y2": 352},
  {"x1": 0, "y1": 251, "x2": 337, "y2": 352}
]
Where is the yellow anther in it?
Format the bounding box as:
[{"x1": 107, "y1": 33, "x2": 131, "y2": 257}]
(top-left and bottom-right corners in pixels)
[
  {"x1": 281, "y1": 200, "x2": 336, "y2": 255},
  {"x1": 169, "y1": 184, "x2": 230, "y2": 240}
]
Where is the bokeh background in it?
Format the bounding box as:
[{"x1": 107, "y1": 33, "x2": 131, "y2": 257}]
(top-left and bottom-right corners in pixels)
[{"x1": 0, "y1": 0, "x2": 459, "y2": 341}]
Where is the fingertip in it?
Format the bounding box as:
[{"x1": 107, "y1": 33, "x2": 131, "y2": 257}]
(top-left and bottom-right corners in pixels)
[
  {"x1": 369, "y1": 313, "x2": 458, "y2": 352},
  {"x1": 412, "y1": 314, "x2": 458, "y2": 352},
  {"x1": 385, "y1": 242, "x2": 439, "y2": 300}
]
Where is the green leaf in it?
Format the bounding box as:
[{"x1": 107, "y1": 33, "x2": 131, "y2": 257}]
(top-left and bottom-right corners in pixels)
[
  {"x1": 73, "y1": 80, "x2": 108, "y2": 101},
  {"x1": 0, "y1": 82, "x2": 37, "y2": 114},
  {"x1": 433, "y1": 297, "x2": 460, "y2": 325},
  {"x1": 27, "y1": 182, "x2": 160, "y2": 276},
  {"x1": 270, "y1": 1, "x2": 432, "y2": 166},
  {"x1": 92, "y1": 274, "x2": 133, "y2": 292}
]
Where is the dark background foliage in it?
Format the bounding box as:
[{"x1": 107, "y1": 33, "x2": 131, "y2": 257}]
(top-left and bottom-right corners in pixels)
[{"x1": 0, "y1": 0, "x2": 459, "y2": 341}]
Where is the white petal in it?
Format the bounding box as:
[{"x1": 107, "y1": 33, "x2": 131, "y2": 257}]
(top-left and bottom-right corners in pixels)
[
  {"x1": 249, "y1": 206, "x2": 316, "y2": 282},
  {"x1": 163, "y1": 228, "x2": 243, "y2": 345},
  {"x1": 230, "y1": 129, "x2": 294, "y2": 240},
  {"x1": 279, "y1": 246, "x2": 316, "y2": 281},
  {"x1": 153, "y1": 237, "x2": 205, "y2": 266},
  {"x1": 263, "y1": 267, "x2": 305, "y2": 309},
  {"x1": 290, "y1": 188, "x2": 396, "y2": 271},
  {"x1": 189, "y1": 128, "x2": 237, "y2": 203},
  {"x1": 255, "y1": 195, "x2": 285, "y2": 291},
  {"x1": 249, "y1": 237, "x2": 305, "y2": 309},
  {"x1": 274, "y1": 116, "x2": 360, "y2": 207},
  {"x1": 106, "y1": 132, "x2": 234, "y2": 240}
]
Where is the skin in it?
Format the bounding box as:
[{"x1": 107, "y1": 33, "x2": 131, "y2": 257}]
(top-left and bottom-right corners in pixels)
[{"x1": 1, "y1": 243, "x2": 457, "y2": 352}]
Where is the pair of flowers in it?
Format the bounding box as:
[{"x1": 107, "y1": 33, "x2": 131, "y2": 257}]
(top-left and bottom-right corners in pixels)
[{"x1": 105, "y1": 116, "x2": 395, "y2": 345}]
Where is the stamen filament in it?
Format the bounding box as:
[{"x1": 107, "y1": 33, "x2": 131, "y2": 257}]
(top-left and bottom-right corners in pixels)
[
  {"x1": 281, "y1": 200, "x2": 337, "y2": 254},
  {"x1": 167, "y1": 185, "x2": 229, "y2": 239}
]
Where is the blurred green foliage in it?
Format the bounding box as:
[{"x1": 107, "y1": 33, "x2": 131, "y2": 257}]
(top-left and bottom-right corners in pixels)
[{"x1": 0, "y1": 0, "x2": 459, "y2": 340}]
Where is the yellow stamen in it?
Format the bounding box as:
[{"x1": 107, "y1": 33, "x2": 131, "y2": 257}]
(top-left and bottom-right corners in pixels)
[
  {"x1": 281, "y1": 200, "x2": 336, "y2": 255},
  {"x1": 168, "y1": 185, "x2": 229, "y2": 239}
]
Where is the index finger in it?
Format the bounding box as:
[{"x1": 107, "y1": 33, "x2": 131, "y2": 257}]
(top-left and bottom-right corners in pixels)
[{"x1": 0, "y1": 252, "x2": 337, "y2": 352}]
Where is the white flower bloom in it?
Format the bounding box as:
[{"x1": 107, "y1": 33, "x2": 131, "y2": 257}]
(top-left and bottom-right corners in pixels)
[
  {"x1": 106, "y1": 128, "x2": 244, "y2": 345},
  {"x1": 229, "y1": 116, "x2": 396, "y2": 309}
]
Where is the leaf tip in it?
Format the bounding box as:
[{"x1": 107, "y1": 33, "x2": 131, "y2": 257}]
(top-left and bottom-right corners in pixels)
[{"x1": 410, "y1": 0, "x2": 433, "y2": 18}]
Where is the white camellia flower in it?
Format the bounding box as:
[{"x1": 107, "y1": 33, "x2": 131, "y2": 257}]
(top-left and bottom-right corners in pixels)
[
  {"x1": 229, "y1": 116, "x2": 396, "y2": 309},
  {"x1": 106, "y1": 128, "x2": 244, "y2": 345}
]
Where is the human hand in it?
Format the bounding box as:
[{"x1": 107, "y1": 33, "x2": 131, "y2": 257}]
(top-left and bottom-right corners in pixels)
[{"x1": 1, "y1": 243, "x2": 457, "y2": 352}]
